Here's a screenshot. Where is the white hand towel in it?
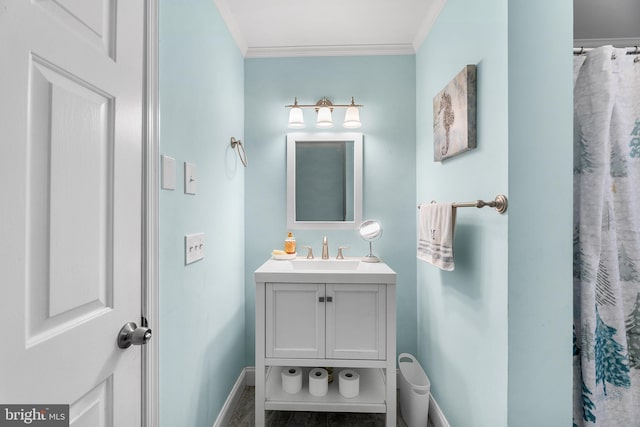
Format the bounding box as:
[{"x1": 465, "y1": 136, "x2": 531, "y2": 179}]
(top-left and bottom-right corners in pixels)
[{"x1": 417, "y1": 203, "x2": 456, "y2": 271}]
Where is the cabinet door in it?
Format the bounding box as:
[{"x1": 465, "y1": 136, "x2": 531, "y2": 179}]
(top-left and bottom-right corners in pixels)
[
  {"x1": 266, "y1": 283, "x2": 325, "y2": 358},
  {"x1": 325, "y1": 284, "x2": 386, "y2": 360}
]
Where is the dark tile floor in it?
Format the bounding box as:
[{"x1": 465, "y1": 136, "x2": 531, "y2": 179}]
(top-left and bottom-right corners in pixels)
[{"x1": 228, "y1": 386, "x2": 411, "y2": 427}]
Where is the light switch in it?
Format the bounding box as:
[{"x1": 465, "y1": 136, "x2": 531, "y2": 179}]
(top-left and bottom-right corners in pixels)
[
  {"x1": 184, "y1": 161, "x2": 197, "y2": 195},
  {"x1": 185, "y1": 233, "x2": 205, "y2": 264},
  {"x1": 161, "y1": 155, "x2": 176, "y2": 190}
]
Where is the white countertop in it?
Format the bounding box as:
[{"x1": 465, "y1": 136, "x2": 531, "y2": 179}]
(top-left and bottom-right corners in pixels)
[{"x1": 254, "y1": 257, "x2": 396, "y2": 284}]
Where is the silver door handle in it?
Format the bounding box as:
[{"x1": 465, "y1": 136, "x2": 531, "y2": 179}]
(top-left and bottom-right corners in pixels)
[{"x1": 118, "y1": 322, "x2": 152, "y2": 349}]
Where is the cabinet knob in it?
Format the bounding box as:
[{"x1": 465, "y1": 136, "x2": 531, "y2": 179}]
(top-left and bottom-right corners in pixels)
[
  {"x1": 319, "y1": 296, "x2": 333, "y2": 303},
  {"x1": 319, "y1": 296, "x2": 324, "y2": 302}
]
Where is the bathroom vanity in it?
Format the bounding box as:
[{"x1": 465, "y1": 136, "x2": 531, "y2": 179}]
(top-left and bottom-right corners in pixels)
[{"x1": 254, "y1": 258, "x2": 396, "y2": 427}]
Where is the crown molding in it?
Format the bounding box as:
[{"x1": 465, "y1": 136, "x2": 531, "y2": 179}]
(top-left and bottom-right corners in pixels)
[
  {"x1": 413, "y1": 0, "x2": 447, "y2": 51},
  {"x1": 245, "y1": 43, "x2": 415, "y2": 59},
  {"x1": 213, "y1": 0, "x2": 248, "y2": 56}
]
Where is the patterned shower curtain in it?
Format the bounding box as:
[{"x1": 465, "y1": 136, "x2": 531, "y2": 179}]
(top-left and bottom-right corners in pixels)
[{"x1": 573, "y1": 45, "x2": 640, "y2": 426}]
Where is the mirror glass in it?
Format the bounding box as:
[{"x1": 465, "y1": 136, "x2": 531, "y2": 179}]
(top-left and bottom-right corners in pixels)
[
  {"x1": 359, "y1": 220, "x2": 382, "y2": 262},
  {"x1": 359, "y1": 220, "x2": 383, "y2": 241},
  {"x1": 287, "y1": 133, "x2": 363, "y2": 229}
]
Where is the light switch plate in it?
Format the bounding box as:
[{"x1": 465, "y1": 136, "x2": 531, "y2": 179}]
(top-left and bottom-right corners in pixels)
[
  {"x1": 161, "y1": 155, "x2": 176, "y2": 190},
  {"x1": 184, "y1": 161, "x2": 197, "y2": 195},
  {"x1": 185, "y1": 233, "x2": 205, "y2": 264}
]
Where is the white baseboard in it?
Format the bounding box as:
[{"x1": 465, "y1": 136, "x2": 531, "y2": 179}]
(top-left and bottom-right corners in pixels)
[
  {"x1": 427, "y1": 393, "x2": 450, "y2": 427},
  {"x1": 244, "y1": 366, "x2": 255, "y2": 386},
  {"x1": 396, "y1": 369, "x2": 450, "y2": 427},
  {"x1": 215, "y1": 367, "x2": 449, "y2": 427},
  {"x1": 212, "y1": 368, "x2": 249, "y2": 427}
]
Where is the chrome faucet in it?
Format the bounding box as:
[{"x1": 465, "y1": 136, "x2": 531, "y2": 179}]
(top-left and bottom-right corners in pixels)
[
  {"x1": 322, "y1": 236, "x2": 329, "y2": 259},
  {"x1": 302, "y1": 246, "x2": 314, "y2": 259}
]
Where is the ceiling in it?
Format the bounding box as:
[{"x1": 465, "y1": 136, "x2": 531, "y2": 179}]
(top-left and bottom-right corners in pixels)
[
  {"x1": 214, "y1": 0, "x2": 448, "y2": 58},
  {"x1": 574, "y1": 0, "x2": 640, "y2": 46},
  {"x1": 215, "y1": 1, "x2": 640, "y2": 58}
]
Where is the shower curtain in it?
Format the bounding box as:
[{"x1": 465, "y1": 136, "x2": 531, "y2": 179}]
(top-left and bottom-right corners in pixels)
[{"x1": 574, "y1": 45, "x2": 640, "y2": 426}]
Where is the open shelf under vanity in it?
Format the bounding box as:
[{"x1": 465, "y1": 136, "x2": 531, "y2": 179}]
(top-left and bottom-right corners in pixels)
[{"x1": 265, "y1": 366, "x2": 387, "y2": 413}]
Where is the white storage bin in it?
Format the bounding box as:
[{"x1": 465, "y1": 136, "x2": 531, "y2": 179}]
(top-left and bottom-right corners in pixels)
[{"x1": 398, "y1": 353, "x2": 431, "y2": 427}]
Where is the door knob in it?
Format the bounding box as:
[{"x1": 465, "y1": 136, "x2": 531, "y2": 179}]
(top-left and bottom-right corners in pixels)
[{"x1": 118, "y1": 322, "x2": 152, "y2": 349}]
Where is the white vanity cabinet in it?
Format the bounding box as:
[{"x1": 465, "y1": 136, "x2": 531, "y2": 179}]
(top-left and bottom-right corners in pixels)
[
  {"x1": 266, "y1": 283, "x2": 386, "y2": 360},
  {"x1": 254, "y1": 258, "x2": 396, "y2": 427}
]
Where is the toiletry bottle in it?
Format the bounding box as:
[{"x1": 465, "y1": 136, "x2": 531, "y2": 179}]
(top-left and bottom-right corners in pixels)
[{"x1": 284, "y1": 232, "x2": 296, "y2": 254}]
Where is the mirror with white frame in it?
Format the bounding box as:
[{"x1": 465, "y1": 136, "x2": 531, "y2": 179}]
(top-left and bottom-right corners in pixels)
[{"x1": 287, "y1": 133, "x2": 363, "y2": 230}]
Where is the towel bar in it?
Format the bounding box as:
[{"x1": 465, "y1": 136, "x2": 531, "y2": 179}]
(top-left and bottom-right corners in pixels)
[{"x1": 418, "y1": 194, "x2": 508, "y2": 214}]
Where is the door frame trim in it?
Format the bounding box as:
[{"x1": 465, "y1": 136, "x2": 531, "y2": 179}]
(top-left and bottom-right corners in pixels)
[{"x1": 143, "y1": 0, "x2": 159, "y2": 425}]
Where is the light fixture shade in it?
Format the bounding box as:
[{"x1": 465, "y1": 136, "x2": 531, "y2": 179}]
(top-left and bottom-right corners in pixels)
[
  {"x1": 343, "y1": 106, "x2": 361, "y2": 128},
  {"x1": 316, "y1": 106, "x2": 333, "y2": 128},
  {"x1": 288, "y1": 107, "x2": 305, "y2": 128}
]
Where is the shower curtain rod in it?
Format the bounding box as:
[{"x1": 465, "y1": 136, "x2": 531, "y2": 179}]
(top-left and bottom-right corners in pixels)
[{"x1": 573, "y1": 46, "x2": 640, "y2": 55}]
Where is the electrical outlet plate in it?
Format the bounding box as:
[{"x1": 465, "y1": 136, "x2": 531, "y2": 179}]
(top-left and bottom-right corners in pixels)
[{"x1": 185, "y1": 233, "x2": 205, "y2": 264}]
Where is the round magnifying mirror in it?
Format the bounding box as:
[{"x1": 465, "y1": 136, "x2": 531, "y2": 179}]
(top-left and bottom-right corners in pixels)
[{"x1": 359, "y1": 220, "x2": 382, "y2": 262}]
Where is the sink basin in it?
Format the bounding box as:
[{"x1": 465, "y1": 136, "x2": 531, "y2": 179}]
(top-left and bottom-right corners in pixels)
[{"x1": 289, "y1": 259, "x2": 361, "y2": 271}]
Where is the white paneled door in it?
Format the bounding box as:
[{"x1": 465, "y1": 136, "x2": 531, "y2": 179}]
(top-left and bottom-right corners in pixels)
[{"x1": 0, "y1": 0, "x2": 146, "y2": 425}]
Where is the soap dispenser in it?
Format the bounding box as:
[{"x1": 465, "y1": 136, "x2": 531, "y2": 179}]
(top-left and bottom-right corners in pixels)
[{"x1": 284, "y1": 232, "x2": 296, "y2": 254}]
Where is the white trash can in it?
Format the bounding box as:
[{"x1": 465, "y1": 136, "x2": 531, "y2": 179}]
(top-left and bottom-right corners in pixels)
[{"x1": 398, "y1": 353, "x2": 431, "y2": 427}]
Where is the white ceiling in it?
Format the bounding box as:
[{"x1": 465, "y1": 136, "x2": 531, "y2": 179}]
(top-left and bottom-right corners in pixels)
[
  {"x1": 574, "y1": 0, "x2": 640, "y2": 47},
  {"x1": 214, "y1": 0, "x2": 448, "y2": 58},
  {"x1": 215, "y1": 1, "x2": 640, "y2": 57}
]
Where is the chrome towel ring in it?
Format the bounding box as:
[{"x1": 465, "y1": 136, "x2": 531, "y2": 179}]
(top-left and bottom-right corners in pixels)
[{"x1": 230, "y1": 137, "x2": 247, "y2": 167}]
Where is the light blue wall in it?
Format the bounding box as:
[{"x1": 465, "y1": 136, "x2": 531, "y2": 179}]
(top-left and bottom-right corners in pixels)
[
  {"x1": 416, "y1": 0, "x2": 509, "y2": 425},
  {"x1": 244, "y1": 55, "x2": 417, "y2": 365},
  {"x1": 416, "y1": 0, "x2": 573, "y2": 426},
  {"x1": 159, "y1": 1, "x2": 246, "y2": 426},
  {"x1": 507, "y1": 0, "x2": 573, "y2": 425},
  {"x1": 157, "y1": 0, "x2": 572, "y2": 424}
]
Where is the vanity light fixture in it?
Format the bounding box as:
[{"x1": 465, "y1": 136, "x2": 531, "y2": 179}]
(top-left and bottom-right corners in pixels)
[
  {"x1": 316, "y1": 98, "x2": 333, "y2": 128},
  {"x1": 343, "y1": 98, "x2": 362, "y2": 129},
  {"x1": 286, "y1": 97, "x2": 363, "y2": 129},
  {"x1": 287, "y1": 98, "x2": 305, "y2": 128}
]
